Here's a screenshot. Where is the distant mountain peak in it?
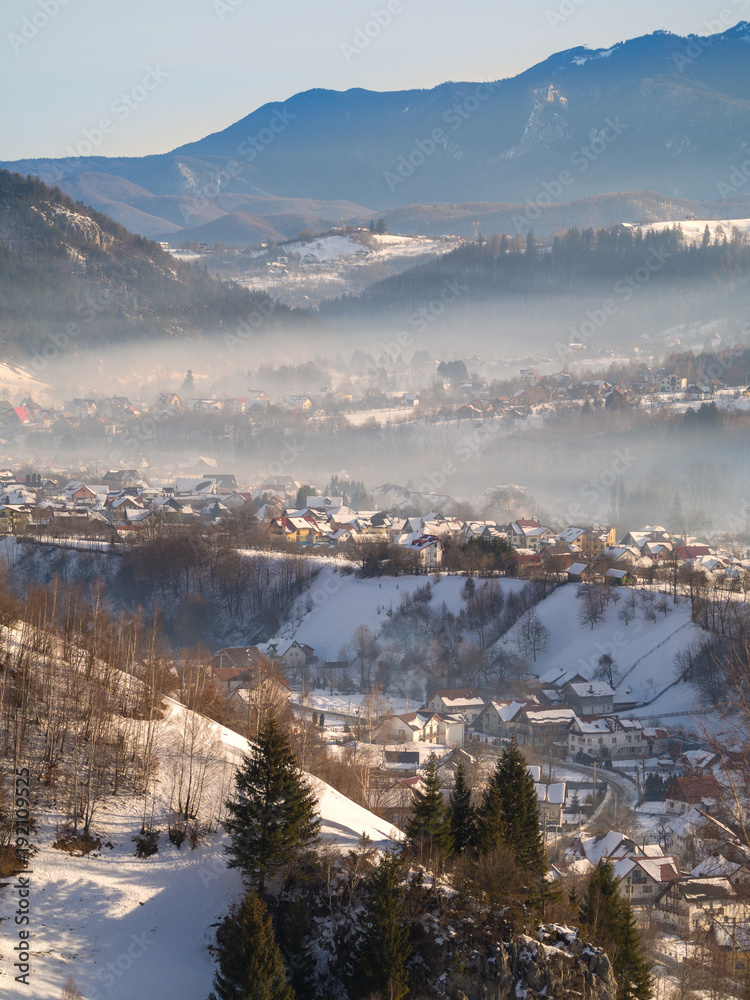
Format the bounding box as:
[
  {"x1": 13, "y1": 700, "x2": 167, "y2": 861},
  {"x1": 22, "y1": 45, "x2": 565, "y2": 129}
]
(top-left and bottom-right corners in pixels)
[{"x1": 4, "y1": 22, "x2": 750, "y2": 241}]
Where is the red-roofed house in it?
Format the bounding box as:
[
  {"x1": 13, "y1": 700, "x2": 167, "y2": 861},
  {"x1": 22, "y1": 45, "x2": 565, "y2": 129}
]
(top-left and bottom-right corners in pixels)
[
  {"x1": 614, "y1": 855, "x2": 684, "y2": 906},
  {"x1": 678, "y1": 545, "x2": 712, "y2": 559},
  {"x1": 666, "y1": 775, "x2": 723, "y2": 814},
  {"x1": 403, "y1": 535, "x2": 443, "y2": 569}
]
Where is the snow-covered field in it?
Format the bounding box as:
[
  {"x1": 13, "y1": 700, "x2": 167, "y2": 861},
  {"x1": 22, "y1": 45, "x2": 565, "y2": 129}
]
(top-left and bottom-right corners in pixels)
[
  {"x1": 0, "y1": 698, "x2": 399, "y2": 1000},
  {"x1": 303, "y1": 688, "x2": 410, "y2": 717},
  {"x1": 228, "y1": 231, "x2": 453, "y2": 306}
]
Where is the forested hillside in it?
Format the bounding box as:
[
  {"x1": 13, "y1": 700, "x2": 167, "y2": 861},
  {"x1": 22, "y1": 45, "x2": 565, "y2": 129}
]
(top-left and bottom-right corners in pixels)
[
  {"x1": 322, "y1": 222, "x2": 750, "y2": 348},
  {"x1": 0, "y1": 171, "x2": 293, "y2": 355}
]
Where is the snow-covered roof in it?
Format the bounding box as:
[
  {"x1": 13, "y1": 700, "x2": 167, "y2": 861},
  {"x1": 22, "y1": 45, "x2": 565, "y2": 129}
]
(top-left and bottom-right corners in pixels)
[
  {"x1": 496, "y1": 699, "x2": 528, "y2": 722},
  {"x1": 525, "y1": 708, "x2": 576, "y2": 725},
  {"x1": 676, "y1": 877, "x2": 736, "y2": 904},
  {"x1": 574, "y1": 831, "x2": 634, "y2": 865},
  {"x1": 432, "y1": 688, "x2": 483, "y2": 708},
  {"x1": 538, "y1": 666, "x2": 583, "y2": 688},
  {"x1": 556, "y1": 526, "x2": 587, "y2": 543},
  {"x1": 551, "y1": 858, "x2": 595, "y2": 879},
  {"x1": 573, "y1": 718, "x2": 611, "y2": 734},
  {"x1": 536, "y1": 781, "x2": 567, "y2": 806},
  {"x1": 567, "y1": 681, "x2": 615, "y2": 698}
]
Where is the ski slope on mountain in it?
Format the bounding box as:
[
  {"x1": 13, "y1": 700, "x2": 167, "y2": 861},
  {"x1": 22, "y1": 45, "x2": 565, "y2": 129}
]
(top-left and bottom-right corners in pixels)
[{"x1": 0, "y1": 699, "x2": 399, "y2": 1000}]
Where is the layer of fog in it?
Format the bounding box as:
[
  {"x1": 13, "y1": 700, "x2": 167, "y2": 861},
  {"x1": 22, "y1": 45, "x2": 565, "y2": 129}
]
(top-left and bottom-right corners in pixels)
[{"x1": 8, "y1": 278, "x2": 749, "y2": 537}]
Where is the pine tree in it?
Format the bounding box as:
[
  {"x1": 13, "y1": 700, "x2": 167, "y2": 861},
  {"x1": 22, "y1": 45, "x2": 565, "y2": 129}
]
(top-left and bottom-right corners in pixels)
[
  {"x1": 616, "y1": 903, "x2": 653, "y2": 1000},
  {"x1": 448, "y1": 759, "x2": 477, "y2": 855},
  {"x1": 209, "y1": 892, "x2": 295, "y2": 1000},
  {"x1": 349, "y1": 851, "x2": 410, "y2": 1000},
  {"x1": 479, "y1": 740, "x2": 546, "y2": 877},
  {"x1": 225, "y1": 716, "x2": 320, "y2": 891},
  {"x1": 581, "y1": 860, "x2": 652, "y2": 1000},
  {"x1": 406, "y1": 752, "x2": 452, "y2": 863},
  {"x1": 279, "y1": 897, "x2": 317, "y2": 1000}
]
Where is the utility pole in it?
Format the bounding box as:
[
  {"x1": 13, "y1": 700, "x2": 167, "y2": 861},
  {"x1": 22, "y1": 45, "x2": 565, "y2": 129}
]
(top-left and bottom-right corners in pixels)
[{"x1": 592, "y1": 761, "x2": 597, "y2": 807}]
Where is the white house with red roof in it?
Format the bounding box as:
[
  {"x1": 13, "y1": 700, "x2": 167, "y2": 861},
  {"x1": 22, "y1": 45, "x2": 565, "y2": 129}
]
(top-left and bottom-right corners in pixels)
[{"x1": 396, "y1": 533, "x2": 443, "y2": 568}]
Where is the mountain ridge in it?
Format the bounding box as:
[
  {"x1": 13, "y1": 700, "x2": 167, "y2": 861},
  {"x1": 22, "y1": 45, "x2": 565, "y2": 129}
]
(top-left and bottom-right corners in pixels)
[{"x1": 3, "y1": 24, "x2": 750, "y2": 242}]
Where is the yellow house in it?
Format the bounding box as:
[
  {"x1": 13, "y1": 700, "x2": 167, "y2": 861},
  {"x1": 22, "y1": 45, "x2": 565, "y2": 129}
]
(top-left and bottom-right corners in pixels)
[
  {"x1": 0, "y1": 505, "x2": 30, "y2": 534},
  {"x1": 271, "y1": 516, "x2": 320, "y2": 544}
]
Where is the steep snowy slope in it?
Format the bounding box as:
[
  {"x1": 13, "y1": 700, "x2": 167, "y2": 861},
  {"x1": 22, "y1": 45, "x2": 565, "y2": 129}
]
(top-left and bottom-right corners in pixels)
[{"x1": 0, "y1": 698, "x2": 399, "y2": 1000}]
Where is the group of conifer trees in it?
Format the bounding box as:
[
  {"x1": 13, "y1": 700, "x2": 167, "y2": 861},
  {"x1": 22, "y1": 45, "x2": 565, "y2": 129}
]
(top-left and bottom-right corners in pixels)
[
  {"x1": 208, "y1": 715, "x2": 651, "y2": 1000},
  {"x1": 406, "y1": 746, "x2": 545, "y2": 876}
]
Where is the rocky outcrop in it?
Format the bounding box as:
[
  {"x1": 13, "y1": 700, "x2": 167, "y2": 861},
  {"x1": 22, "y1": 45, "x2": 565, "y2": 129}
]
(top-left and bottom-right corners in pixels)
[{"x1": 445, "y1": 925, "x2": 617, "y2": 1000}]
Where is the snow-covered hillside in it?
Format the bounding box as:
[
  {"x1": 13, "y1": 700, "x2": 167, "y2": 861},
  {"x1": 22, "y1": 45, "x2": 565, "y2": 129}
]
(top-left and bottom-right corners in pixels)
[
  {"x1": 639, "y1": 218, "x2": 750, "y2": 242},
  {"x1": 220, "y1": 230, "x2": 457, "y2": 306},
  {"x1": 0, "y1": 363, "x2": 50, "y2": 399},
  {"x1": 499, "y1": 584, "x2": 701, "y2": 715},
  {"x1": 283, "y1": 571, "x2": 706, "y2": 718},
  {"x1": 0, "y1": 698, "x2": 398, "y2": 1000},
  {"x1": 277, "y1": 232, "x2": 449, "y2": 263},
  {"x1": 284, "y1": 567, "x2": 527, "y2": 662}
]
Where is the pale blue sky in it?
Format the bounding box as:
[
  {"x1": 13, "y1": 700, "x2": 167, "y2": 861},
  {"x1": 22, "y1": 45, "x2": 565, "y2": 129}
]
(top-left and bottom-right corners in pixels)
[{"x1": 1, "y1": 0, "x2": 745, "y2": 159}]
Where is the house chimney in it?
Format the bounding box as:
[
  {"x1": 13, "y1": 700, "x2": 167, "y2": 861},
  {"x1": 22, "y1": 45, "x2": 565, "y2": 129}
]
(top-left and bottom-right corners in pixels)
[{"x1": 589, "y1": 685, "x2": 594, "y2": 693}]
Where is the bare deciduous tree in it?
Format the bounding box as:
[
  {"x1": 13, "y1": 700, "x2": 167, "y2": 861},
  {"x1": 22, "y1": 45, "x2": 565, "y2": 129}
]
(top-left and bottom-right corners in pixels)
[{"x1": 516, "y1": 608, "x2": 550, "y2": 662}]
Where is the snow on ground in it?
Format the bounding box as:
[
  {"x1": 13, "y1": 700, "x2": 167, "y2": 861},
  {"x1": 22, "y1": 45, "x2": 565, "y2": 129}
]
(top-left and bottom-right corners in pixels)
[
  {"x1": 168, "y1": 250, "x2": 203, "y2": 261},
  {"x1": 641, "y1": 218, "x2": 750, "y2": 242},
  {"x1": 283, "y1": 234, "x2": 364, "y2": 261},
  {"x1": 284, "y1": 568, "x2": 527, "y2": 663},
  {"x1": 0, "y1": 362, "x2": 50, "y2": 399},
  {"x1": 498, "y1": 584, "x2": 701, "y2": 709},
  {"x1": 236, "y1": 546, "x2": 355, "y2": 569},
  {"x1": 0, "y1": 696, "x2": 399, "y2": 1000},
  {"x1": 344, "y1": 407, "x2": 421, "y2": 427},
  {"x1": 626, "y1": 685, "x2": 705, "y2": 727},
  {"x1": 303, "y1": 688, "x2": 410, "y2": 717},
  {"x1": 281, "y1": 232, "x2": 447, "y2": 262}
]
